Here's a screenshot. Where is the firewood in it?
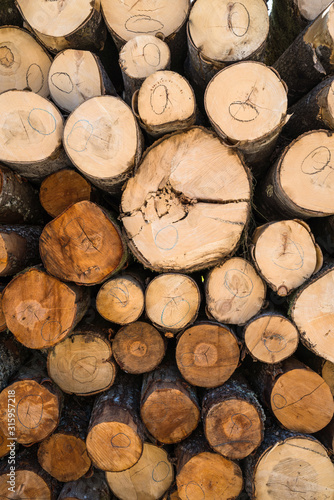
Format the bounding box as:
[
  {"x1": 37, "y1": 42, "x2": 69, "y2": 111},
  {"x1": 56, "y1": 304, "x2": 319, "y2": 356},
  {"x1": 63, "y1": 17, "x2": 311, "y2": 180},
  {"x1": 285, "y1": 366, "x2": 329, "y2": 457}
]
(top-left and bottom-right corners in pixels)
[
  {"x1": 132, "y1": 70, "x2": 196, "y2": 137},
  {"x1": 140, "y1": 362, "x2": 200, "y2": 444},
  {"x1": 0, "y1": 26, "x2": 51, "y2": 97},
  {"x1": 106, "y1": 442, "x2": 174, "y2": 500},
  {"x1": 175, "y1": 430, "x2": 243, "y2": 500},
  {"x1": 121, "y1": 127, "x2": 251, "y2": 272},
  {"x1": 273, "y1": 3, "x2": 334, "y2": 104},
  {"x1": 119, "y1": 35, "x2": 171, "y2": 104},
  {"x1": 0, "y1": 224, "x2": 42, "y2": 276},
  {"x1": 39, "y1": 169, "x2": 92, "y2": 218},
  {"x1": 0, "y1": 0, "x2": 22, "y2": 26},
  {"x1": 145, "y1": 273, "x2": 200, "y2": 333},
  {"x1": 186, "y1": 0, "x2": 269, "y2": 93},
  {"x1": 259, "y1": 130, "x2": 334, "y2": 219},
  {"x1": 0, "y1": 332, "x2": 29, "y2": 391},
  {"x1": 112, "y1": 322, "x2": 166, "y2": 375},
  {"x1": 15, "y1": 0, "x2": 106, "y2": 53},
  {"x1": 202, "y1": 378, "x2": 265, "y2": 459},
  {"x1": 58, "y1": 471, "x2": 111, "y2": 500},
  {"x1": 244, "y1": 313, "x2": 299, "y2": 364},
  {"x1": 47, "y1": 327, "x2": 117, "y2": 397},
  {"x1": 257, "y1": 358, "x2": 334, "y2": 433},
  {"x1": 205, "y1": 257, "x2": 266, "y2": 325},
  {"x1": 63, "y1": 96, "x2": 143, "y2": 194},
  {"x1": 38, "y1": 397, "x2": 91, "y2": 482},
  {"x1": 0, "y1": 90, "x2": 69, "y2": 182},
  {"x1": 0, "y1": 165, "x2": 43, "y2": 224},
  {"x1": 40, "y1": 200, "x2": 128, "y2": 286},
  {"x1": 175, "y1": 321, "x2": 240, "y2": 388},
  {"x1": 204, "y1": 61, "x2": 288, "y2": 176},
  {"x1": 251, "y1": 219, "x2": 322, "y2": 296},
  {"x1": 0, "y1": 357, "x2": 62, "y2": 445},
  {"x1": 86, "y1": 372, "x2": 146, "y2": 471},
  {"x1": 48, "y1": 49, "x2": 117, "y2": 113},
  {"x1": 96, "y1": 274, "x2": 145, "y2": 325},
  {"x1": 290, "y1": 264, "x2": 334, "y2": 363},
  {"x1": 2, "y1": 267, "x2": 90, "y2": 349}
]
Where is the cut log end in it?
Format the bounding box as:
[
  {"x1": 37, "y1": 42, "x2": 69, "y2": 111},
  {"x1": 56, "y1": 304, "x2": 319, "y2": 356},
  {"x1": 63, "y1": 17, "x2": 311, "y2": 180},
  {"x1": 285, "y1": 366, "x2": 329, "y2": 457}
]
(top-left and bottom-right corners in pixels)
[{"x1": 0, "y1": 470, "x2": 52, "y2": 500}]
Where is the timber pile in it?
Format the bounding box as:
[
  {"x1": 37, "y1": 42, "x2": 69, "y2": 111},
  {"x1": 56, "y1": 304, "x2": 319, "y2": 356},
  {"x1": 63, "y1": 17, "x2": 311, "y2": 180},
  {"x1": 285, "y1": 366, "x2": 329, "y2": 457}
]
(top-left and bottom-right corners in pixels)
[{"x1": 2, "y1": 1, "x2": 334, "y2": 499}]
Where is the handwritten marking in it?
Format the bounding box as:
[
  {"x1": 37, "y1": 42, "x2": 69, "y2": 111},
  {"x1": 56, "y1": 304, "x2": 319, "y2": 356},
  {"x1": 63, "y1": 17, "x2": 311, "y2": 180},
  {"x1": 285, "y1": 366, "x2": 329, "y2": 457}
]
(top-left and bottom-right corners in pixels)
[
  {"x1": 152, "y1": 461, "x2": 170, "y2": 482},
  {"x1": 301, "y1": 145, "x2": 334, "y2": 176},
  {"x1": 150, "y1": 84, "x2": 169, "y2": 115},
  {"x1": 66, "y1": 119, "x2": 93, "y2": 152},
  {"x1": 26, "y1": 63, "x2": 44, "y2": 94},
  {"x1": 143, "y1": 42, "x2": 161, "y2": 67},
  {"x1": 227, "y1": 2, "x2": 250, "y2": 37},
  {"x1": 17, "y1": 395, "x2": 43, "y2": 429},
  {"x1": 40, "y1": 320, "x2": 62, "y2": 342},
  {"x1": 272, "y1": 237, "x2": 304, "y2": 271},
  {"x1": 263, "y1": 333, "x2": 287, "y2": 353},
  {"x1": 161, "y1": 297, "x2": 190, "y2": 327},
  {"x1": 272, "y1": 393, "x2": 287, "y2": 410},
  {"x1": 72, "y1": 356, "x2": 98, "y2": 383},
  {"x1": 125, "y1": 15, "x2": 164, "y2": 33},
  {"x1": 108, "y1": 284, "x2": 129, "y2": 307},
  {"x1": 110, "y1": 433, "x2": 131, "y2": 448},
  {"x1": 28, "y1": 108, "x2": 57, "y2": 135},
  {"x1": 154, "y1": 225, "x2": 179, "y2": 250},
  {"x1": 185, "y1": 482, "x2": 205, "y2": 500},
  {"x1": 51, "y1": 71, "x2": 74, "y2": 94},
  {"x1": 223, "y1": 269, "x2": 253, "y2": 298}
]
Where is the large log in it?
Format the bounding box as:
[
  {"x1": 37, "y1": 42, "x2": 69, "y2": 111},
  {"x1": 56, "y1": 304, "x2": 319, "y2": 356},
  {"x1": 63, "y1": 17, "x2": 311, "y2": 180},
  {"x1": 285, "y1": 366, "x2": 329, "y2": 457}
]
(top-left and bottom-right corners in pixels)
[
  {"x1": 175, "y1": 321, "x2": 240, "y2": 388},
  {"x1": 0, "y1": 90, "x2": 69, "y2": 182},
  {"x1": 63, "y1": 96, "x2": 143, "y2": 194},
  {"x1": 0, "y1": 224, "x2": 42, "y2": 276},
  {"x1": 0, "y1": 26, "x2": 51, "y2": 97},
  {"x1": 48, "y1": 49, "x2": 117, "y2": 113},
  {"x1": 205, "y1": 257, "x2": 266, "y2": 325},
  {"x1": 40, "y1": 201, "x2": 128, "y2": 286},
  {"x1": 58, "y1": 471, "x2": 111, "y2": 500},
  {"x1": 140, "y1": 362, "x2": 200, "y2": 444},
  {"x1": 16, "y1": 0, "x2": 107, "y2": 53},
  {"x1": 121, "y1": 127, "x2": 252, "y2": 272},
  {"x1": 2, "y1": 267, "x2": 90, "y2": 349},
  {"x1": 106, "y1": 442, "x2": 174, "y2": 500},
  {"x1": 47, "y1": 327, "x2": 117, "y2": 396}
]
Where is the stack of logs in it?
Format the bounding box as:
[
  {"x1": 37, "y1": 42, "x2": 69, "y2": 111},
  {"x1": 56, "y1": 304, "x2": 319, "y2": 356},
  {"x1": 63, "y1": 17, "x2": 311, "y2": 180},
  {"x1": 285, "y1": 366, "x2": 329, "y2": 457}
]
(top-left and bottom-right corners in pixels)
[{"x1": 1, "y1": 0, "x2": 334, "y2": 499}]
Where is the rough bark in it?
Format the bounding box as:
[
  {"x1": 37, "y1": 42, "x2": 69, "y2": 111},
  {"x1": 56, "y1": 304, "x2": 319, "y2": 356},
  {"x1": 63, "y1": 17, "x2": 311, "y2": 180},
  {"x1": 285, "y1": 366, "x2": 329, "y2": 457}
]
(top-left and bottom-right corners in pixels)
[
  {"x1": 58, "y1": 471, "x2": 111, "y2": 500},
  {"x1": 0, "y1": 0, "x2": 22, "y2": 26},
  {"x1": 0, "y1": 331, "x2": 29, "y2": 392},
  {"x1": 0, "y1": 224, "x2": 42, "y2": 276}
]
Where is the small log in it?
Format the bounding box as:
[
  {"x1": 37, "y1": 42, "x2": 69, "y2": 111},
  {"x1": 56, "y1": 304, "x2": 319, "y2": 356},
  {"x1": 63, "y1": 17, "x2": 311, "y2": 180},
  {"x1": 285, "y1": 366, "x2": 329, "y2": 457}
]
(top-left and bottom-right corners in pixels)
[
  {"x1": 0, "y1": 331, "x2": 29, "y2": 391},
  {"x1": 205, "y1": 257, "x2": 266, "y2": 325},
  {"x1": 39, "y1": 168, "x2": 93, "y2": 218},
  {"x1": 145, "y1": 273, "x2": 200, "y2": 333},
  {"x1": 16, "y1": 0, "x2": 106, "y2": 53},
  {"x1": 40, "y1": 200, "x2": 128, "y2": 286},
  {"x1": 0, "y1": 0, "x2": 22, "y2": 26},
  {"x1": 47, "y1": 327, "x2": 117, "y2": 396},
  {"x1": 48, "y1": 49, "x2": 117, "y2": 113},
  {"x1": 186, "y1": 0, "x2": 269, "y2": 93},
  {"x1": 0, "y1": 357, "x2": 62, "y2": 445},
  {"x1": 112, "y1": 321, "x2": 166, "y2": 375},
  {"x1": 176, "y1": 321, "x2": 240, "y2": 388},
  {"x1": 0, "y1": 26, "x2": 51, "y2": 97},
  {"x1": 86, "y1": 372, "x2": 146, "y2": 471},
  {"x1": 0, "y1": 288, "x2": 6, "y2": 332},
  {"x1": 273, "y1": 3, "x2": 334, "y2": 104},
  {"x1": 119, "y1": 35, "x2": 171, "y2": 104},
  {"x1": 205, "y1": 61, "x2": 288, "y2": 176},
  {"x1": 63, "y1": 96, "x2": 143, "y2": 194},
  {"x1": 106, "y1": 442, "x2": 174, "y2": 500},
  {"x1": 202, "y1": 377, "x2": 265, "y2": 459},
  {"x1": 244, "y1": 312, "x2": 299, "y2": 364},
  {"x1": 132, "y1": 70, "x2": 196, "y2": 137},
  {"x1": 251, "y1": 219, "x2": 322, "y2": 296},
  {"x1": 58, "y1": 471, "x2": 111, "y2": 500},
  {"x1": 290, "y1": 264, "x2": 334, "y2": 363},
  {"x1": 121, "y1": 127, "x2": 251, "y2": 272},
  {"x1": 140, "y1": 362, "x2": 200, "y2": 444},
  {"x1": 258, "y1": 130, "x2": 334, "y2": 219},
  {"x1": 175, "y1": 431, "x2": 243, "y2": 500},
  {"x1": 96, "y1": 274, "x2": 145, "y2": 325},
  {"x1": 2, "y1": 267, "x2": 90, "y2": 349},
  {"x1": 38, "y1": 397, "x2": 91, "y2": 482},
  {"x1": 0, "y1": 224, "x2": 42, "y2": 276},
  {"x1": 0, "y1": 89, "x2": 68, "y2": 182},
  {"x1": 0, "y1": 165, "x2": 43, "y2": 224}
]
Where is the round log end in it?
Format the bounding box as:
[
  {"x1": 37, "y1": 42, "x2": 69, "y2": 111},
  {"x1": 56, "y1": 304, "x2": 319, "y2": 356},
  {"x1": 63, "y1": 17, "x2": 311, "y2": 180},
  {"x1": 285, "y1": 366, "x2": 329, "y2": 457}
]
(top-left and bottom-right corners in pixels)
[{"x1": 0, "y1": 470, "x2": 52, "y2": 500}]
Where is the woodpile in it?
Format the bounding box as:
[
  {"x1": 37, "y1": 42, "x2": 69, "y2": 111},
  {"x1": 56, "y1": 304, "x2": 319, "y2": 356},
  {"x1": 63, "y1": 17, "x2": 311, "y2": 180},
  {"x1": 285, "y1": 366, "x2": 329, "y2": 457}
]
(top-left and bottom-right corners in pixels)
[{"x1": 2, "y1": 1, "x2": 334, "y2": 499}]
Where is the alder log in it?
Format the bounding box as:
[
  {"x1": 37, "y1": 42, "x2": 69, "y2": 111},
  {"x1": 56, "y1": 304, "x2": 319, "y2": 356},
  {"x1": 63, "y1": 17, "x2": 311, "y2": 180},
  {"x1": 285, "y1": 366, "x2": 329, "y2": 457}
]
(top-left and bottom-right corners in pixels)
[
  {"x1": 63, "y1": 96, "x2": 143, "y2": 193},
  {"x1": 16, "y1": 0, "x2": 107, "y2": 53},
  {"x1": 47, "y1": 327, "x2": 117, "y2": 396},
  {"x1": 49, "y1": 49, "x2": 117, "y2": 113},
  {"x1": 176, "y1": 322, "x2": 240, "y2": 388},
  {"x1": 0, "y1": 26, "x2": 51, "y2": 97},
  {"x1": 40, "y1": 200, "x2": 127, "y2": 286},
  {"x1": 58, "y1": 471, "x2": 111, "y2": 500},
  {"x1": 0, "y1": 90, "x2": 68, "y2": 181},
  {"x1": 0, "y1": 224, "x2": 42, "y2": 276},
  {"x1": 0, "y1": 331, "x2": 29, "y2": 391},
  {"x1": 121, "y1": 127, "x2": 251, "y2": 272},
  {"x1": 2, "y1": 267, "x2": 90, "y2": 349},
  {"x1": 106, "y1": 442, "x2": 174, "y2": 500},
  {"x1": 86, "y1": 372, "x2": 146, "y2": 471},
  {"x1": 205, "y1": 257, "x2": 266, "y2": 325},
  {"x1": 202, "y1": 378, "x2": 265, "y2": 459},
  {"x1": 140, "y1": 362, "x2": 200, "y2": 444}
]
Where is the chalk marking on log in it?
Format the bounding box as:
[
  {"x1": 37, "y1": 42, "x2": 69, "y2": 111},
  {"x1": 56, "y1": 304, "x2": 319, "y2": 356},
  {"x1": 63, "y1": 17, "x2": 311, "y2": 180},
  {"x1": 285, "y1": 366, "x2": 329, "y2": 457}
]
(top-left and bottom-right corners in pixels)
[
  {"x1": 17, "y1": 394, "x2": 44, "y2": 429},
  {"x1": 223, "y1": 269, "x2": 254, "y2": 298},
  {"x1": 160, "y1": 297, "x2": 190, "y2": 327},
  {"x1": 28, "y1": 108, "x2": 56, "y2": 136},
  {"x1": 152, "y1": 461, "x2": 170, "y2": 482},
  {"x1": 66, "y1": 119, "x2": 94, "y2": 152},
  {"x1": 125, "y1": 15, "x2": 164, "y2": 33},
  {"x1": 26, "y1": 63, "x2": 44, "y2": 94},
  {"x1": 50, "y1": 71, "x2": 74, "y2": 94},
  {"x1": 110, "y1": 432, "x2": 131, "y2": 448},
  {"x1": 227, "y1": 2, "x2": 250, "y2": 37}
]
